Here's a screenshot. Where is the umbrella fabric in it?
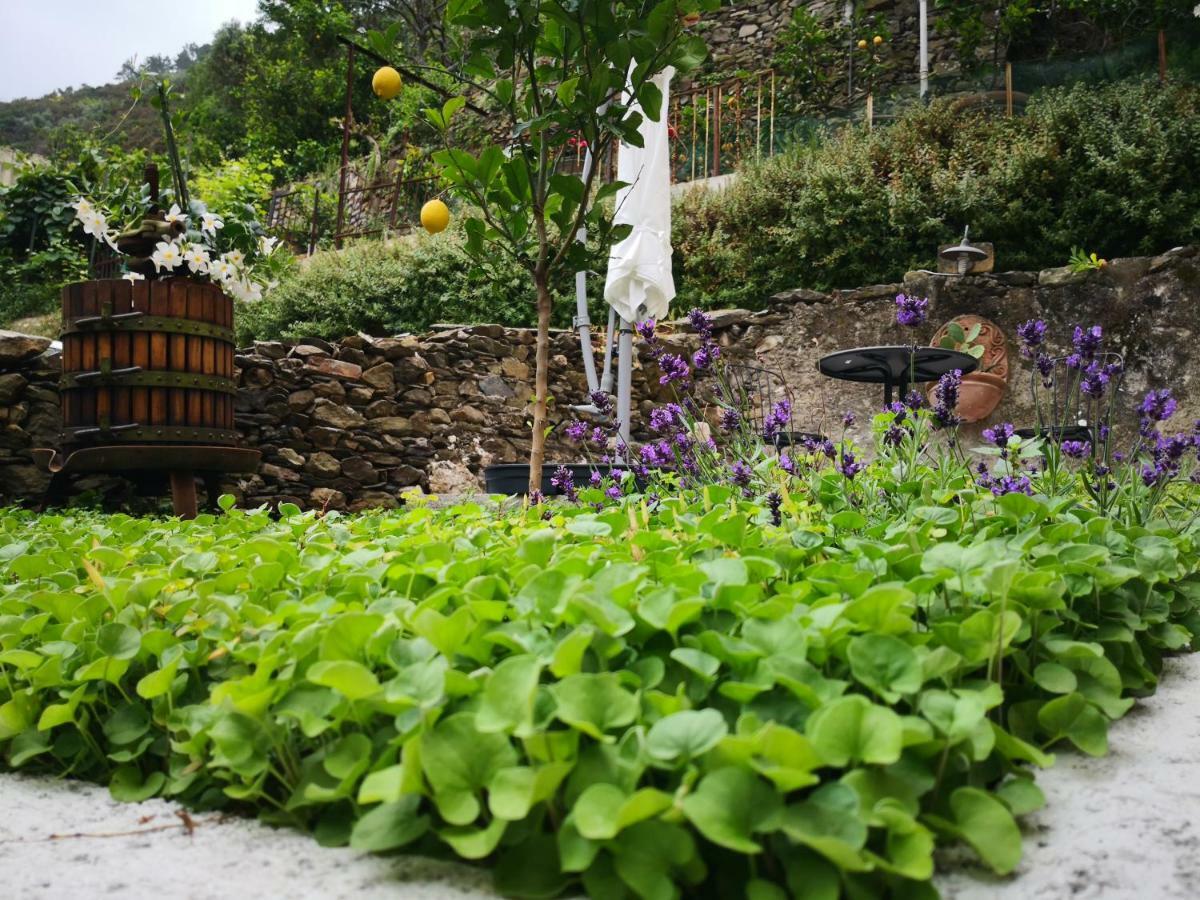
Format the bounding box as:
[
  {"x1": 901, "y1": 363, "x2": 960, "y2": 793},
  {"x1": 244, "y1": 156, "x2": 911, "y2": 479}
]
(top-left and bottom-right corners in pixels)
[{"x1": 603, "y1": 66, "x2": 676, "y2": 325}]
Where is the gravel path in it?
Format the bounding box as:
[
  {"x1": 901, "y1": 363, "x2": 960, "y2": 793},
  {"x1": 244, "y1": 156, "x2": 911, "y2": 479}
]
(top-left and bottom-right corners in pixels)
[{"x1": 1, "y1": 653, "x2": 1197, "y2": 900}]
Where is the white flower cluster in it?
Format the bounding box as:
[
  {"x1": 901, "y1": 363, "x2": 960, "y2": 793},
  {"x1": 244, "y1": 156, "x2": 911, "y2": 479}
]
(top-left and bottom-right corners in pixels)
[{"x1": 71, "y1": 199, "x2": 280, "y2": 302}]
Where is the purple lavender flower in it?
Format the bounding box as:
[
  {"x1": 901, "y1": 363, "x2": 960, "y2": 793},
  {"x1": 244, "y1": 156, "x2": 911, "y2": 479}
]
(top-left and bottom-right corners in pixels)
[
  {"x1": 1036, "y1": 353, "x2": 1055, "y2": 387},
  {"x1": 528, "y1": 489, "x2": 544, "y2": 505},
  {"x1": 1072, "y1": 324, "x2": 1103, "y2": 362},
  {"x1": 649, "y1": 405, "x2": 677, "y2": 433},
  {"x1": 895, "y1": 293, "x2": 929, "y2": 328},
  {"x1": 605, "y1": 484, "x2": 623, "y2": 501},
  {"x1": 767, "y1": 491, "x2": 782, "y2": 526},
  {"x1": 982, "y1": 423, "x2": 1015, "y2": 448},
  {"x1": 635, "y1": 319, "x2": 657, "y2": 342},
  {"x1": 779, "y1": 452, "x2": 796, "y2": 475},
  {"x1": 693, "y1": 344, "x2": 719, "y2": 370},
  {"x1": 565, "y1": 419, "x2": 588, "y2": 442},
  {"x1": 1079, "y1": 359, "x2": 1110, "y2": 398},
  {"x1": 640, "y1": 443, "x2": 662, "y2": 466},
  {"x1": 657, "y1": 353, "x2": 690, "y2": 385},
  {"x1": 904, "y1": 390, "x2": 925, "y2": 411},
  {"x1": 720, "y1": 407, "x2": 741, "y2": 432},
  {"x1": 590, "y1": 426, "x2": 607, "y2": 445},
  {"x1": 763, "y1": 399, "x2": 792, "y2": 440},
  {"x1": 1060, "y1": 440, "x2": 1091, "y2": 459},
  {"x1": 842, "y1": 410, "x2": 856, "y2": 428},
  {"x1": 883, "y1": 423, "x2": 907, "y2": 447},
  {"x1": 731, "y1": 461, "x2": 752, "y2": 487},
  {"x1": 837, "y1": 446, "x2": 864, "y2": 479},
  {"x1": 551, "y1": 465, "x2": 578, "y2": 502},
  {"x1": 589, "y1": 470, "x2": 603, "y2": 487},
  {"x1": 931, "y1": 369, "x2": 962, "y2": 428},
  {"x1": 1139, "y1": 389, "x2": 1177, "y2": 423},
  {"x1": 1016, "y1": 319, "x2": 1047, "y2": 357},
  {"x1": 991, "y1": 474, "x2": 1033, "y2": 496},
  {"x1": 818, "y1": 439, "x2": 836, "y2": 460},
  {"x1": 590, "y1": 391, "x2": 613, "y2": 415},
  {"x1": 687, "y1": 308, "x2": 715, "y2": 339}
]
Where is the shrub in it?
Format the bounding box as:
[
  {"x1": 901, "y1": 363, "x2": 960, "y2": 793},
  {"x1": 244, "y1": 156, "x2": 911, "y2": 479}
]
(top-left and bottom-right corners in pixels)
[
  {"x1": 672, "y1": 77, "x2": 1200, "y2": 308},
  {"x1": 238, "y1": 228, "x2": 579, "y2": 343}
]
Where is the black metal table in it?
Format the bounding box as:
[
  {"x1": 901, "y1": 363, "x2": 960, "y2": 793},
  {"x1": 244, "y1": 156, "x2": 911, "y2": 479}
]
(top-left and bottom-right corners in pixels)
[{"x1": 817, "y1": 346, "x2": 978, "y2": 406}]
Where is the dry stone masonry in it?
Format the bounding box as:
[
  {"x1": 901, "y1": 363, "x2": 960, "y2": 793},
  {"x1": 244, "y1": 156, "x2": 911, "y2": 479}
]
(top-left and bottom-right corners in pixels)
[{"x1": 1, "y1": 247, "x2": 1197, "y2": 510}]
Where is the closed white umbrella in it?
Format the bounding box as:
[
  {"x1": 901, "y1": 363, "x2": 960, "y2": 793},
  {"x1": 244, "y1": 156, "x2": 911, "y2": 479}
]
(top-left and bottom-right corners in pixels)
[{"x1": 604, "y1": 65, "x2": 676, "y2": 451}]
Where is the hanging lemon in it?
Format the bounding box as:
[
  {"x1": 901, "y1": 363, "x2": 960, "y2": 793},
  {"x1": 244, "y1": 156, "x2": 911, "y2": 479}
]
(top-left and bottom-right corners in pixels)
[
  {"x1": 420, "y1": 199, "x2": 450, "y2": 234},
  {"x1": 857, "y1": 39, "x2": 868, "y2": 50},
  {"x1": 873, "y1": 35, "x2": 884, "y2": 46},
  {"x1": 372, "y1": 66, "x2": 402, "y2": 100}
]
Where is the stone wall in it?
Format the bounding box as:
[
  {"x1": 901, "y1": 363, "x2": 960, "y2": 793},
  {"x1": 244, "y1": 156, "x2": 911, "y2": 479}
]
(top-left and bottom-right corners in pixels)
[
  {"x1": 1, "y1": 245, "x2": 1197, "y2": 511},
  {"x1": 697, "y1": 0, "x2": 965, "y2": 88}
]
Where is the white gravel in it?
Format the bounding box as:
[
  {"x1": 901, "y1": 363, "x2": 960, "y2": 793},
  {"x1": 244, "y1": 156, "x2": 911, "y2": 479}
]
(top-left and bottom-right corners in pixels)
[{"x1": 1, "y1": 653, "x2": 1197, "y2": 900}]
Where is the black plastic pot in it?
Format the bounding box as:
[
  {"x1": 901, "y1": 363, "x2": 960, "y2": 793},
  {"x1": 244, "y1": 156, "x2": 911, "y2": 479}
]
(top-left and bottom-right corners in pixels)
[
  {"x1": 483, "y1": 462, "x2": 661, "y2": 496},
  {"x1": 484, "y1": 463, "x2": 605, "y2": 496}
]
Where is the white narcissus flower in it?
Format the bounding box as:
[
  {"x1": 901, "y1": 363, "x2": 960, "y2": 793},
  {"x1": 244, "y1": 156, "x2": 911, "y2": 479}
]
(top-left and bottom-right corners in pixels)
[
  {"x1": 79, "y1": 209, "x2": 109, "y2": 239},
  {"x1": 122, "y1": 271, "x2": 146, "y2": 283},
  {"x1": 70, "y1": 197, "x2": 94, "y2": 218},
  {"x1": 259, "y1": 235, "x2": 279, "y2": 255},
  {"x1": 200, "y1": 212, "x2": 224, "y2": 237},
  {"x1": 241, "y1": 279, "x2": 264, "y2": 302},
  {"x1": 209, "y1": 258, "x2": 236, "y2": 282},
  {"x1": 151, "y1": 240, "x2": 183, "y2": 273},
  {"x1": 222, "y1": 249, "x2": 246, "y2": 268},
  {"x1": 182, "y1": 243, "x2": 211, "y2": 274},
  {"x1": 164, "y1": 203, "x2": 188, "y2": 225}
]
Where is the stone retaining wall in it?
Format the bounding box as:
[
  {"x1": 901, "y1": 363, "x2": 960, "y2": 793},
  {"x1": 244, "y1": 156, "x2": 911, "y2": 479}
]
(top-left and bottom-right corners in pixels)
[{"x1": 1, "y1": 246, "x2": 1197, "y2": 511}]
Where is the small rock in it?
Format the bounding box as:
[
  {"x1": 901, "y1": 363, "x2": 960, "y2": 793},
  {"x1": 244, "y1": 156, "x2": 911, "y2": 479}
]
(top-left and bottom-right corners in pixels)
[
  {"x1": 452, "y1": 404, "x2": 488, "y2": 425},
  {"x1": 276, "y1": 447, "x2": 305, "y2": 466},
  {"x1": 369, "y1": 416, "x2": 412, "y2": 436},
  {"x1": 341, "y1": 456, "x2": 378, "y2": 483},
  {"x1": 428, "y1": 460, "x2": 480, "y2": 495},
  {"x1": 361, "y1": 363, "x2": 395, "y2": 391},
  {"x1": 287, "y1": 389, "x2": 316, "y2": 412},
  {"x1": 500, "y1": 358, "x2": 530, "y2": 380},
  {"x1": 0, "y1": 331, "x2": 51, "y2": 368},
  {"x1": 479, "y1": 375, "x2": 514, "y2": 398},
  {"x1": 310, "y1": 487, "x2": 347, "y2": 510},
  {"x1": 253, "y1": 341, "x2": 287, "y2": 359},
  {"x1": 306, "y1": 357, "x2": 363, "y2": 380},
  {"x1": 305, "y1": 451, "x2": 342, "y2": 478},
  {"x1": 311, "y1": 400, "x2": 365, "y2": 430},
  {"x1": 365, "y1": 399, "x2": 400, "y2": 418},
  {"x1": 260, "y1": 462, "x2": 301, "y2": 483},
  {"x1": 0, "y1": 373, "x2": 27, "y2": 404}
]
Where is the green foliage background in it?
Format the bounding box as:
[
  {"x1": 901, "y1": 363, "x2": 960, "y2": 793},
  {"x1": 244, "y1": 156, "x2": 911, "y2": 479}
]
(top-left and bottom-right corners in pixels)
[
  {"x1": 672, "y1": 78, "x2": 1200, "y2": 309},
  {"x1": 1, "y1": 476, "x2": 1197, "y2": 897}
]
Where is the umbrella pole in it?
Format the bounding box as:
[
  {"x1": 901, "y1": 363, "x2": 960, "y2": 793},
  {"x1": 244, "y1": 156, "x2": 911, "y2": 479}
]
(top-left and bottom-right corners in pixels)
[
  {"x1": 574, "y1": 145, "x2": 600, "y2": 395},
  {"x1": 616, "y1": 318, "x2": 634, "y2": 461},
  {"x1": 600, "y1": 306, "x2": 617, "y2": 393}
]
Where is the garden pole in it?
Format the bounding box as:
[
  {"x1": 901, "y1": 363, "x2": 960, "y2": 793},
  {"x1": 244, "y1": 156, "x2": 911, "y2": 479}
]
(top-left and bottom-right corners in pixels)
[
  {"x1": 919, "y1": 0, "x2": 929, "y2": 99},
  {"x1": 616, "y1": 319, "x2": 634, "y2": 459},
  {"x1": 574, "y1": 133, "x2": 601, "y2": 397},
  {"x1": 335, "y1": 43, "x2": 355, "y2": 250},
  {"x1": 600, "y1": 306, "x2": 616, "y2": 393}
]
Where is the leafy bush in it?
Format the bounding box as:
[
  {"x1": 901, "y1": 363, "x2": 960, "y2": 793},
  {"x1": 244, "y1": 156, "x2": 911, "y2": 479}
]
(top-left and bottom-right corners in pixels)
[
  {"x1": 672, "y1": 78, "x2": 1200, "y2": 308},
  {"x1": 238, "y1": 229, "x2": 578, "y2": 343},
  {"x1": 1, "y1": 446, "x2": 1197, "y2": 897}
]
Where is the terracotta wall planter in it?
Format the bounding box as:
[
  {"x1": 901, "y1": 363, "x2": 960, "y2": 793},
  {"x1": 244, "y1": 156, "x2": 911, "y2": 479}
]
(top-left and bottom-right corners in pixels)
[{"x1": 928, "y1": 315, "x2": 1010, "y2": 423}]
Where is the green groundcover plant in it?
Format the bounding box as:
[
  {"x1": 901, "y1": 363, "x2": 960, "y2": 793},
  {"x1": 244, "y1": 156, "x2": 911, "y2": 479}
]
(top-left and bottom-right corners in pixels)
[{"x1": 2, "y1": 312, "x2": 1200, "y2": 898}]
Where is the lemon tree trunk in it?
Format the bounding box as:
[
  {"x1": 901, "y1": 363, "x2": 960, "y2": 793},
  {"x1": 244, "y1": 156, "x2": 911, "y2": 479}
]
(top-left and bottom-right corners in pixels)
[{"x1": 528, "y1": 276, "x2": 553, "y2": 495}]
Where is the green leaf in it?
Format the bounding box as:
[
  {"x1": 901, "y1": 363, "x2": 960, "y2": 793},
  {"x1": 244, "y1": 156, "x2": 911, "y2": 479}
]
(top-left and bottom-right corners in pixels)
[
  {"x1": 350, "y1": 795, "x2": 429, "y2": 851},
  {"x1": 437, "y1": 817, "x2": 507, "y2": 859},
  {"x1": 109, "y1": 766, "x2": 166, "y2": 802},
  {"x1": 574, "y1": 783, "x2": 627, "y2": 840},
  {"x1": 1033, "y1": 662, "x2": 1077, "y2": 694},
  {"x1": 421, "y1": 713, "x2": 518, "y2": 825},
  {"x1": 645, "y1": 709, "x2": 728, "y2": 763},
  {"x1": 846, "y1": 634, "x2": 922, "y2": 702},
  {"x1": 97, "y1": 623, "x2": 141, "y2": 660},
  {"x1": 307, "y1": 660, "x2": 380, "y2": 701},
  {"x1": 950, "y1": 787, "x2": 1022, "y2": 875},
  {"x1": 476, "y1": 654, "x2": 541, "y2": 735},
  {"x1": 779, "y1": 782, "x2": 871, "y2": 871},
  {"x1": 807, "y1": 694, "x2": 903, "y2": 767},
  {"x1": 1037, "y1": 692, "x2": 1108, "y2": 756},
  {"x1": 551, "y1": 673, "x2": 639, "y2": 741},
  {"x1": 680, "y1": 767, "x2": 781, "y2": 854}
]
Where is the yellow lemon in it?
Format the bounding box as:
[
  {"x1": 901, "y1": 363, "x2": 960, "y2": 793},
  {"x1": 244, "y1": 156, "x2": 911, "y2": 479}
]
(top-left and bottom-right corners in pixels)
[
  {"x1": 857, "y1": 39, "x2": 868, "y2": 50},
  {"x1": 874, "y1": 35, "x2": 884, "y2": 46},
  {"x1": 420, "y1": 199, "x2": 450, "y2": 234},
  {"x1": 372, "y1": 66, "x2": 402, "y2": 100}
]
